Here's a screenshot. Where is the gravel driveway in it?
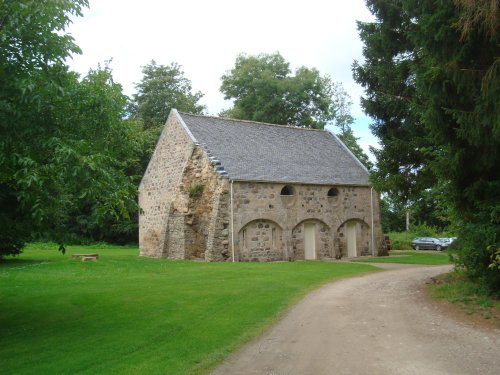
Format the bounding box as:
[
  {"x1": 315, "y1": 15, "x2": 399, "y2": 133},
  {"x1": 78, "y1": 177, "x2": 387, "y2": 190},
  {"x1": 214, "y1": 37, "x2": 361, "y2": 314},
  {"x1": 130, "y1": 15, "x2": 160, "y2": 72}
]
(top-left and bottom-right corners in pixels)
[{"x1": 212, "y1": 263, "x2": 500, "y2": 375}]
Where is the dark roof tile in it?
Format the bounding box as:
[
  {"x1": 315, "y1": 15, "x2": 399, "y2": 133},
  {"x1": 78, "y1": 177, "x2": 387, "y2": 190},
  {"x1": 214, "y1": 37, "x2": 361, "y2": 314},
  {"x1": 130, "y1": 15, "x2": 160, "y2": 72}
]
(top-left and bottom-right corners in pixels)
[{"x1": 177, "y1": 111, "x2": 369, "y2": 185}]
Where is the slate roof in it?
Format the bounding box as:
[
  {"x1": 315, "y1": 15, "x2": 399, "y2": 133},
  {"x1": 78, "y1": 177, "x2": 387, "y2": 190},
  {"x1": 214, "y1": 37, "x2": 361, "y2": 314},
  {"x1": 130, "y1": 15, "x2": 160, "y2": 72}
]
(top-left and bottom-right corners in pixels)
[{"x1": 176, "y1": 111, "x2": 369, "y2": 186}]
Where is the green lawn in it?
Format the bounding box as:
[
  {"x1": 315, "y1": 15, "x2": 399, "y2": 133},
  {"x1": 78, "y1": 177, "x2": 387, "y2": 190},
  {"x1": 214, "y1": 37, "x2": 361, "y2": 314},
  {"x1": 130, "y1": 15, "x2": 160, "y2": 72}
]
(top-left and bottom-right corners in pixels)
[
  {"x1": 1, "y1": 243, "x2": 378, "y2": 375},
  {"x1": 427, "y1": 271, "x2": 500, "y2": 323},
  {"x1": 353, "y1": 250, "x2": 452, "y2": 265}
]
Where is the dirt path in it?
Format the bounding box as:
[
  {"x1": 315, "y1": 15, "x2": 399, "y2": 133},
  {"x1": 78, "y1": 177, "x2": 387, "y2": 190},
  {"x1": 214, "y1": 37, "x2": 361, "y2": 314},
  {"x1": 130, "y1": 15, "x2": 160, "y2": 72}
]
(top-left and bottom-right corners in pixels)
[{"x1": 212, "y1": 264, "x2": 500, "y2": 375}]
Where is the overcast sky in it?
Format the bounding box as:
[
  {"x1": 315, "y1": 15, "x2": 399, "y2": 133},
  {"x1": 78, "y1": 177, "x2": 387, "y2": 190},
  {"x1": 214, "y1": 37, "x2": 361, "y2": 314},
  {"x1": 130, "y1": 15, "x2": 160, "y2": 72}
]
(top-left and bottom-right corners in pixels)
[{"x1": 66, "y1": 0, "x2": 378, "y2": 153}]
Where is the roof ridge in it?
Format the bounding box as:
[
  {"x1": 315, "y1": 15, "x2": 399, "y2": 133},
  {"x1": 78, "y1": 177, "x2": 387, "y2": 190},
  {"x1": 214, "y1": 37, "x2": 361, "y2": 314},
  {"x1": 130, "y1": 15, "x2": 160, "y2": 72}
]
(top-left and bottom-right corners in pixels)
[{"x1": 177, "y1": 111, "x2": 328, "y2": 133}]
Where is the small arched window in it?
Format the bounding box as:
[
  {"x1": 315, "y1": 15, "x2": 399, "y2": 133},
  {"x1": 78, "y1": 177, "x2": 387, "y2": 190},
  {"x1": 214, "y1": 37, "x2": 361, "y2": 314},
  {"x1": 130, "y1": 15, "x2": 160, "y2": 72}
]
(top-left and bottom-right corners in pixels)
[
  {"x1": 280, "y1": 185, "x2": 294, "y2": 196},
  {"x1": 327, "y1": 187, "x2": 339, "y2": 197}
]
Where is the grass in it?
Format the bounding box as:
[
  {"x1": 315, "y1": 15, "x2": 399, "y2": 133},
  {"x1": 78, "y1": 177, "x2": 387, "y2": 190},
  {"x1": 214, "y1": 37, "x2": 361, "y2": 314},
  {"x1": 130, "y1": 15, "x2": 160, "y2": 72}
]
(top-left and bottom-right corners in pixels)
[
  {"x1": 427, "y1": 271, "x2": 500, "y2": 325},
  {"x1": 0, "y1": 243, "x2": 379, "y2": 375},
  {"x1": 353, "y1": 250, "x2": 452, "y2": 265}
]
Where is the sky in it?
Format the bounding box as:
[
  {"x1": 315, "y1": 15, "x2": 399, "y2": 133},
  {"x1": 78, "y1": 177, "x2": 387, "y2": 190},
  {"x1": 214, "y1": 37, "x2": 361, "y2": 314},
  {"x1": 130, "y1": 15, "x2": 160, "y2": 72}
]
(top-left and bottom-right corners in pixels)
[{"x1": 66, "y1": 0, "x2": 379, "y2": 155}]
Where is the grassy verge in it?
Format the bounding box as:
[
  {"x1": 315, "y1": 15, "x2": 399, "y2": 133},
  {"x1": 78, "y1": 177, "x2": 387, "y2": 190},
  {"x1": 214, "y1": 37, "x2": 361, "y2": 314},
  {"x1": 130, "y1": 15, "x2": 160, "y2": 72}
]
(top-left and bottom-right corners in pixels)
[
  {"x1": 426, "y1": 271, "x2": 500, "y2": 326},
  {"x1": 0, "y1": 243, "x2": 379, "y2": 375},
  {"x1": 353, "y1": 250, "x2": 452, "y2": 265}
]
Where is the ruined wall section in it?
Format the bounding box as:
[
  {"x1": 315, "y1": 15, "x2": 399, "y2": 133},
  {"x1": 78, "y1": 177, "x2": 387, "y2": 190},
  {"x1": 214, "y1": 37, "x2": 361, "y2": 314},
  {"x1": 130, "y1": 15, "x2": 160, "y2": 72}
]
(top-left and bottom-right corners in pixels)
[
  {"x1": 205, "y1": 182, "x2": 230, "y2": 261},
  {"x1": 138, "y1": 114, "x2": 195, "y2": 257},
  {"x1": 175, "y1": 147, "x2": 230, "y2": 261}
]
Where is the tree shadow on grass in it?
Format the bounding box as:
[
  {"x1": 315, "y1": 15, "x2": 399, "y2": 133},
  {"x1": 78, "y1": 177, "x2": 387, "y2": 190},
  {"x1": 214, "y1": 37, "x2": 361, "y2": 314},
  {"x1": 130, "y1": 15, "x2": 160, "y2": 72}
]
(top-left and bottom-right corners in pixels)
[{"x1": 0, "y1": 258, "x2": 48, "y2": 269}]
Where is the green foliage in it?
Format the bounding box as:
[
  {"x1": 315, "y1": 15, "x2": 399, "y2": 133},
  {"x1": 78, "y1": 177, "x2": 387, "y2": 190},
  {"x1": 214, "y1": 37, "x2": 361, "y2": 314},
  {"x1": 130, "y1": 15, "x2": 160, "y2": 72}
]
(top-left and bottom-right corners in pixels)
[
  {"x1": 428, "y1": 270, "x2": 500, "y2": 318},
  {"x1": 129, "y1": 60, "x2": 206, "y2": 186},
  {"x1": 131, "y1": 60, "x2": 206, "y2": 130},
  {"x1": 336, "y1": 128, "x2": 373, "y2": 170},
  {"x1": 356, "y1": 0, "x2": 499, "y2": 294},
  {"x1": 387, "y1": 231, "x2": 417, "y2": 251},
  {"x1": 0, "y1": 244, "x2": 377, "y2": 374},
  {"x1": 379, "y1": 195, "x2": 406, "y2": 232},
  {"x1": 387, "y1": 225, "x2": 451, "y2": 250},
  {"x1": 454, "y1": 223, "x2": 500, "y2": 296},
  {"x1": 221, "y1": 52, "x2": 371, "y2": 169},
  {"x1": 489, "y1": 246, "x2": 500, "y2": 271},
  {"x1": 188, "y1": 182, "x2": 204, "y2": 198},
  {"x1": 220, "y1": 52, "x2": 353, "y2": 130},
  {"x1": 0, "y1": 0, "x2": 87, "y2": 256},
  {"x1": 353, "y1": 1, "x2": 435, "y2": 205},
  {"x1": 0, "y1": 1, "x2": 139, "y2": 255}
]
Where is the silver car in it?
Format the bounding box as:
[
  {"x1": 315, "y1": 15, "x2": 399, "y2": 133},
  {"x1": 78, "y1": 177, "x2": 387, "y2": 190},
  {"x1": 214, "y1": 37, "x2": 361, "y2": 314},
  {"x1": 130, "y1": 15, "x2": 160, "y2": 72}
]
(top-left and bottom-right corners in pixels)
[{"x1": 411, "y1": 237, "x2": 447, "y2": 251}]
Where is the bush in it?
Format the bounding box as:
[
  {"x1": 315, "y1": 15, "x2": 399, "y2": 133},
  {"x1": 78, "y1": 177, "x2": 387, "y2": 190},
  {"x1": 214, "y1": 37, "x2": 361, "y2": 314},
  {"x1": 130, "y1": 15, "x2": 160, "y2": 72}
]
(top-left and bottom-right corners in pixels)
[
  {"x1": 0, "y1": 187, "x2": 30, "y2": 258},
  {"x1": 388, "y1": 231, "x2": 415, "y2": 250},
  {"x1": 388, "y1": 224, "x2": 453, "y2": 250},
  {"x1": 455, "y1": 223, "x2": 500, "y2": 297}
]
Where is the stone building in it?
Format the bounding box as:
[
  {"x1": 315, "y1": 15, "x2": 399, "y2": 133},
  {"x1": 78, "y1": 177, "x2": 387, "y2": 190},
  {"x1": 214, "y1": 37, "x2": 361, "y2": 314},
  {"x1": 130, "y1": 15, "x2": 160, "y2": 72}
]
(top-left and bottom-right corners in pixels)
[{"x1": 139, "y1": 109, "x2": 384, "y2": 261}]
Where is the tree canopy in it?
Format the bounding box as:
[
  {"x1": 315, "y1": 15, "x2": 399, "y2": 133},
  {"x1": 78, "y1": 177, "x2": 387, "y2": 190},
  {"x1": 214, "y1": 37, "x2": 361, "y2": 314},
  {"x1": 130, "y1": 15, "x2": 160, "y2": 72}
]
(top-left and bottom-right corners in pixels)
[
  {"x1": 354, "y1": 0, "x2": 499, "y2": 293},
  {"x1": 0, "y1": 1, "x2": 138, "y2": 256},
  {"x1": 130, "y1": 61, "x2": 205, "y2": 130},
  {"x1": 220, "y1": 52, "x2": 372, "y2": 168},
  {"x1": 220, "y1": 52, "x2": 355, "y2": 130}
]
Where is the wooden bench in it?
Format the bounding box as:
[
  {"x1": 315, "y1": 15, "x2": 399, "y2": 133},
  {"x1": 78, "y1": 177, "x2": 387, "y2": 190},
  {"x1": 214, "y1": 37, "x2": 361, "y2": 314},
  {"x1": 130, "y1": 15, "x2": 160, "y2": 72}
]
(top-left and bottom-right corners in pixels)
[{"x1": 71, "y1": 253, "x2": 99, "y2": 261}]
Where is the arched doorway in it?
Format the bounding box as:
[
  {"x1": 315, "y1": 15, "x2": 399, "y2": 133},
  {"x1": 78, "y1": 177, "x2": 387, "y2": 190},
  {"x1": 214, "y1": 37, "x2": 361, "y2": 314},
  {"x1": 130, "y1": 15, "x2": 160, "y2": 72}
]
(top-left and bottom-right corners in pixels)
[
  {"x1": 238, "y1": 219, "x2": 284, "y2": 261},
  {"x1": 337, "y1": 219, "x2": 371, "y2": 257},
  {"x1": 292, "y1": 220, "x2": 332, "y2": 260}
]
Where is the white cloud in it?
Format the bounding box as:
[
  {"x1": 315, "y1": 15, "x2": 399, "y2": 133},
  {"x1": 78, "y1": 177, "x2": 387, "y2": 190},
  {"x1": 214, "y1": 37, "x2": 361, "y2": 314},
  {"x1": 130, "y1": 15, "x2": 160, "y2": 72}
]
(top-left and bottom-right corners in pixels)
[{"x1": 67, "y1": 0, "x2": 377, "y2": 150}]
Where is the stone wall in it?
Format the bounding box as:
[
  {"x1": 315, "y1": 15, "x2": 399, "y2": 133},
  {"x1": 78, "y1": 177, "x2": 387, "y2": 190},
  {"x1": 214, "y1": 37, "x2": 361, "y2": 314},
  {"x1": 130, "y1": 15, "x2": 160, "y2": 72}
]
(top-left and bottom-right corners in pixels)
[
  {"x1": 139, "y1": 111, "x2": 383, "y2": 261},
  {"x1": 139, "y1": 112, "x2": 195, "y2": 257},
  {"x1": 291, "y1": 220, "x2": 332, "y2": 259},
  {"x1": 238, "y1": 219, "x2": 285, "y2": 262},
  {"x1": 230, "y1": 182, "x2": 383, "y2": 261},
  {"x1": 337, "y1": 219, "x2": 372, "y2": 257},
  {"x1": 176, "y1": 146, "x2": 230, "y2": 261}
]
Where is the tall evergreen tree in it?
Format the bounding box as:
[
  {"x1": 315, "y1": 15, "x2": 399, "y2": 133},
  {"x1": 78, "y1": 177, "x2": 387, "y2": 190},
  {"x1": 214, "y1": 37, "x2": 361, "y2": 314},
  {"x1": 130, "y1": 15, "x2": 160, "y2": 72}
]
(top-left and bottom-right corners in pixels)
[{"x1": 354, "y1": 0, "x2": 499, "y2": 293}]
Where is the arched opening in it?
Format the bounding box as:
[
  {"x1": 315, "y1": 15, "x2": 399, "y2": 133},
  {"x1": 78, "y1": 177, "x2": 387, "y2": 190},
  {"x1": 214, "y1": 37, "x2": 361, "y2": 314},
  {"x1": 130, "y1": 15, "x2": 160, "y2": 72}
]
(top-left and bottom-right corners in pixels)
[
  {"x1": 238, "y1": 219, "x2": 284, "y2": 262},
  {"x1": 292, "y1": 220, "x2": 332, "y2": 260},
  {"x1": 280, "y1": 185, "x2": 294, "y2": 196},
  {"x1": 336, "y1": 219, "x2": 370, "y2": 258},
  {"x1": 327, "y1": 187, "x2": 339, "y2": 197}
]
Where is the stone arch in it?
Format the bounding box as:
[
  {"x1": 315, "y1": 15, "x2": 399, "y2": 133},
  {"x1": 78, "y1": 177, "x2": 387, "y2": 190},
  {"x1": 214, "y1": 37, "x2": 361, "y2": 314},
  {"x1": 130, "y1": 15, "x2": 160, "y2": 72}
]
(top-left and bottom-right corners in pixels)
[
  {"x1": 291, "y1": 219, "x2": 332, "y2": 260},
  {"x1": 280, "y1": 185, "x2": 295, "y2": 196},
  {"x1": 337, "y1": 219, "x2": 371, "y2": 257},
  {"x1": 238, "y1": 219, "x2": 285, "y2": 262},
  {"x1": 327, "y1": 187, "x2": 339, "y2": 197}
]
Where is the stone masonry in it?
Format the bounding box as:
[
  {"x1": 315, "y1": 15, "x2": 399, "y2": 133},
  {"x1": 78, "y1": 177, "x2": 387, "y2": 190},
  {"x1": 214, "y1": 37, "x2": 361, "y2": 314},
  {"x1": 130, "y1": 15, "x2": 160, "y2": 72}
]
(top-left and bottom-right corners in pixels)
[{"x1": 139, "y1": 110, "x2": 385, "y2": 261}]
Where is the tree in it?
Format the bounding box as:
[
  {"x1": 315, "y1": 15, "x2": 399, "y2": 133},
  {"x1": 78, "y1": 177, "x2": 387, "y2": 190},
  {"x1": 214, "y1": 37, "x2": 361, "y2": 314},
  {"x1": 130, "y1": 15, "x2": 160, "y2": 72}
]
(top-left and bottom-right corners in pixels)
[
  {"x1": 352, "y1": 1, "x2": 435, "y2": 206},
  {"x1": 0, "y1": 0, "x2": 87, "y2": 256},
  {"x1": 220, "y1": 52, "x2": 354, "y2": 129},
  {"x1": 0, "y1": 1, "x2": 138, "y2": 256},
  {"x1": 354, "y1": 0, "x2": 499, "y2": 293},
  {"x1": 46, "y1": 65, "x2": 141, "y2": 244},
  {"x1": 336, "y1": 128, "x2": 373, "y2": 170},
  {"x1": 131, "y1": 61, "x2": 205, "y2": 130}
]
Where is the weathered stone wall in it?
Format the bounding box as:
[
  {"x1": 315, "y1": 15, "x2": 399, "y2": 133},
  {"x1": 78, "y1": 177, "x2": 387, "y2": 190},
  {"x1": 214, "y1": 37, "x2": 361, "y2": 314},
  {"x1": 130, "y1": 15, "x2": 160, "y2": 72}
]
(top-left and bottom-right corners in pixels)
[
  {"x1": 176, "y1": 146, "x2": 230, "y2": 261},
  {"x1": 230, "y1": 182, "x2": 383, "y2": 260},
  {"x1": 337, "y1": 219, "x2": 372, "y2": 257},
  {"x1": 139, "y1": 112, "x2": 195, "y2": 257},
  {"x1": 205, "y1": 184, "x2": 230, "y2": 261},
  {"x1": 291, "y1": 220, "x2": 332, "y2": 259},
  {"x1": 238, "y1": 219, "x2": 285, "y2": 262},
  {"x1": 139, "y1": 112, "x2": 383, "y2": 261}
]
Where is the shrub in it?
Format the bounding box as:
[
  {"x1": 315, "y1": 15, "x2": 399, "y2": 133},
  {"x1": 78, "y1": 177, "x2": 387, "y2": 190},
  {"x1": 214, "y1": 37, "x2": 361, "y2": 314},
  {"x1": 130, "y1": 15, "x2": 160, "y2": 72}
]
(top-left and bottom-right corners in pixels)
[
  {"x1": 388, "y1": 224, "x2": 453, "y2": 251},
  {"x1": 188, "y1": 183, "x2": 203, "y2": 198},
  {"x1": 455, "y1": 223, "x2": 500, "y2": 297}
]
